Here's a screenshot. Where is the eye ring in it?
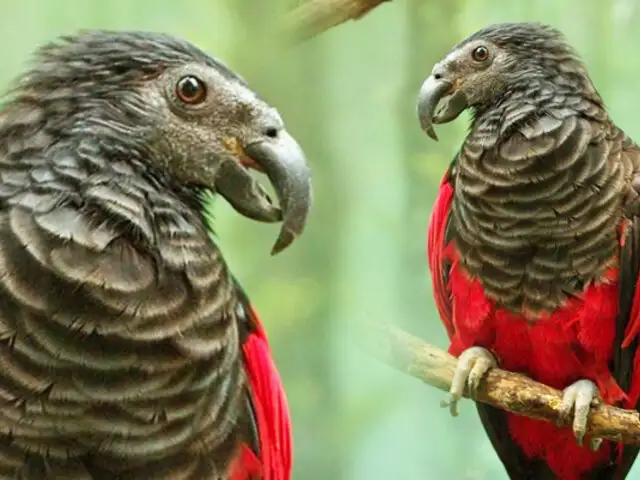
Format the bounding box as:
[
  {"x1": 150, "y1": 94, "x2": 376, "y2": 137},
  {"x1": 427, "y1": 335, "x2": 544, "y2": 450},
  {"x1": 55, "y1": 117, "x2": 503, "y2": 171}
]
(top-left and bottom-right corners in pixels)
[
  {"x1": 471, "y1": 46, "x2": 489, "y2": 62},
  {"x1": 175, "y1": 75, "x2": 207, "y2": 105}
]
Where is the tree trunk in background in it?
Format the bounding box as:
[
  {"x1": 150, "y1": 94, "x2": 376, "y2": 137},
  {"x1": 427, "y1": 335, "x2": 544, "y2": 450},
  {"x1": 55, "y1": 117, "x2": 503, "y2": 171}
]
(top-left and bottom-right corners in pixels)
[
  {"x1": 610, "y1": 0, "x2": 639, "y2": 126},
  {"x1": 284, "y1": 43, "x2": 343, "y2": 480},
  {"x1": 584, "y1": 0, "x2": 612, "y2": 101},
  {"x1": 397, "y1": 0, "x2": 462, "y2": 339},
  {"x1": 608, "y1": 0, "x2": 640, "y2": 120},
  {"x1": 396, "y1": 2, "x2": 518, "y2": 478},
  {"x1": 309, "y1": 3, "x2": 417, "y2": 478}
]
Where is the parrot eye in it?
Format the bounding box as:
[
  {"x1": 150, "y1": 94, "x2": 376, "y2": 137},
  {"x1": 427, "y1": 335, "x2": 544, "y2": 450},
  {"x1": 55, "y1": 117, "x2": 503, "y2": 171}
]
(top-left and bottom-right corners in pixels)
[
  {"x1": 175, "y1": 75, "x2": 207, "y2": 105},
  {"x1": 471, "y1": 46, "x2": 489, "y2": 62}
]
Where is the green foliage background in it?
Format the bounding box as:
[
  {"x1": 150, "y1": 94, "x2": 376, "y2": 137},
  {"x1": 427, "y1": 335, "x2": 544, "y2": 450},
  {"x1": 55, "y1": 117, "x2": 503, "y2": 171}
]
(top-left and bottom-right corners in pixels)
[{"x1": 1, "y1": 0, "x2": 638, "y2": 478}]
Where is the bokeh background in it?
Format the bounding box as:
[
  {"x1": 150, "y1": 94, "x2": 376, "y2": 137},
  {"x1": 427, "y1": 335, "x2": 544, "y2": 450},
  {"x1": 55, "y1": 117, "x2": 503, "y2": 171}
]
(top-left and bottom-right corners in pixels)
[{"x1": 1, "y1": 0, "x2": 639, "y2": 478}]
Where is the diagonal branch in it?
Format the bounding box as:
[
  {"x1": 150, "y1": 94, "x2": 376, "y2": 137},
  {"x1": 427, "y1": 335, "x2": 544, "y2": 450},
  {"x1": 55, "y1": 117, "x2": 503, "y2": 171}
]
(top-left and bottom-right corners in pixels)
[
  {"x1": 284, "y1": 0, "x2": 394, "y2": 41},
  {"x1": 366, "y1": 322, "x2": 640, "y2": 446}
]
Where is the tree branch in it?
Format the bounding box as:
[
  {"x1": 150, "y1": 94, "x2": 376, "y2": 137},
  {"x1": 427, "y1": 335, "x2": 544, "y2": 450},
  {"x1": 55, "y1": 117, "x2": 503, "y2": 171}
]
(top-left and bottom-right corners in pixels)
[
  {"x1": 285, "y1": 0, "x2": 393, "y2": 41},
  {"x1": 366, "y1": 323, "x2": 640, "y2": 446}
]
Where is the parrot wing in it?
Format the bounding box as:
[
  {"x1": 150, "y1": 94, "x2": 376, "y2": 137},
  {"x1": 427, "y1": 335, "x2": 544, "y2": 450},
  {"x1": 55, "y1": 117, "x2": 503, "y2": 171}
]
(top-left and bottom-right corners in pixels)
[
  {"x1": 607, "y1": 136, "x2": 640, "y2": 479},
  {"x1": 427, "y1": 156, "x2": 457, "y2": 340},
  {"x1": 230, "y1": 280, "x2": 293, "y2": 480}
]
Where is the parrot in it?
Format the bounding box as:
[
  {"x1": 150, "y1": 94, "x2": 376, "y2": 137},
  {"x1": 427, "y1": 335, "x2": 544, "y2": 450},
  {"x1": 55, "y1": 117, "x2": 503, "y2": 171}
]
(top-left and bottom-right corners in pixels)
[
  {"x1": 416, "y1": 22, "x2": 640, "y2": 480},
  {"x1": 0, "y1": 30, "x2": 312, "y2": 479}
]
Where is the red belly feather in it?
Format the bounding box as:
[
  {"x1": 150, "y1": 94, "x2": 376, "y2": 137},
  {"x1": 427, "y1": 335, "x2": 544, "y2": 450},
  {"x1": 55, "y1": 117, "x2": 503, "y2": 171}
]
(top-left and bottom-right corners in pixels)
[{"x1": 447, "y1": 247, "x2": 626, "y2": 479}]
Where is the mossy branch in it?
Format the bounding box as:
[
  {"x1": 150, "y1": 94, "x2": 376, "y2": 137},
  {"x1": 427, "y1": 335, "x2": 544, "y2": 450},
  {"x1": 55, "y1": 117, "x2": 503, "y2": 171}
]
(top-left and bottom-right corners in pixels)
[
  {"x1": 366, "y1": 323, "x2": 640, "y2": 446},
  {"x1": 284, "y1": 0, "x2": 393, "y2": 41}
]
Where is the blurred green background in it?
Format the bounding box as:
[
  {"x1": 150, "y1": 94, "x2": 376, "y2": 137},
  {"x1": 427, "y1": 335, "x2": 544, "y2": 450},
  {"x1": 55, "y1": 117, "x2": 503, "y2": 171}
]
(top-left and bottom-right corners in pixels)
[{"x1": 1, "y1": 0, "x2": 639, "y2": 478}]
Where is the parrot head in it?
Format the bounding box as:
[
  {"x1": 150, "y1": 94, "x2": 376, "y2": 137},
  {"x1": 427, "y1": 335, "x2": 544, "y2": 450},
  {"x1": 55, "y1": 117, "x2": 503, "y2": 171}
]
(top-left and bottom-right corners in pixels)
[
  {"x1": 416, "y1": 22, "x2": 597, "y2": 140},
  {"x1": 15, "y1": 31, "x2": 312, "y2": 254}
]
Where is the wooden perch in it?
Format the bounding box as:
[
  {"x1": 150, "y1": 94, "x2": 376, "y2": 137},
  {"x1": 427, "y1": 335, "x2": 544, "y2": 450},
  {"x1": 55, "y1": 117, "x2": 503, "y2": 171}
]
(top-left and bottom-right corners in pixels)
[
  {"x1": 366, "y1": 323, "x2": 640, "y2": 446},
  {"x1": 285, "y1": 0, "x2": 393, "y2": 41}
]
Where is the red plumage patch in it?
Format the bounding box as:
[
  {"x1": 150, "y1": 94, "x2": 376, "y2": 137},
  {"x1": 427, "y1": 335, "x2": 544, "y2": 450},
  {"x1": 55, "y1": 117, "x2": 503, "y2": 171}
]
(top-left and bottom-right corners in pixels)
[
  {"x1": 229, "y1": 305, "x2": 293, "y2": 480},
  {"x1": 448, "y1": 250, "x2": 624, "y2": 479},
  {"x1": 623, "y1": 253, "x2": 640, "y2": 409},
  {"x1": 623, "y1": 267, "x2": 640, "y2": 351},
  {"x1": 229, "y1": 444, "x2": 262, "y2": 480},
  {"x1": 427, "y1": 171, "x2": 455, "y2": 338}
]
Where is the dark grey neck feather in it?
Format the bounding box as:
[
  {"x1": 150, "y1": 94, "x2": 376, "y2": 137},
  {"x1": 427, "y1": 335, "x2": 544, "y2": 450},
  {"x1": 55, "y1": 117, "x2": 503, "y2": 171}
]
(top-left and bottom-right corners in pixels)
[{"x1": 452, "y1": 83, "x2": 629, "y2": 316}]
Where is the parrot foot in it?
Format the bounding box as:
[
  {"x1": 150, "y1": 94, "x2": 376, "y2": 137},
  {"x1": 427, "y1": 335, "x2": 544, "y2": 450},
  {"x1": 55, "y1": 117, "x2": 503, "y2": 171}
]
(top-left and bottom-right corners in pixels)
[
  {"x1": 441, "y1": 346, "x2": 497, "y2": 417},
  {"x1": 558, "y1": 379, "x2": 602, "y2": 450}
]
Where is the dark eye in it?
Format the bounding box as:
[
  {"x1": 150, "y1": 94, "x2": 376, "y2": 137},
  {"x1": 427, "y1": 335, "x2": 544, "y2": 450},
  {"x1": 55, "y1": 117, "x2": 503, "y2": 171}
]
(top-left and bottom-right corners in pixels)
[
  {"x1": 471, "y1": 46, "x2": 489, "y2": 62},
  {"x1": 175, "y1": 75, "x2": 207, "y2": 104}
]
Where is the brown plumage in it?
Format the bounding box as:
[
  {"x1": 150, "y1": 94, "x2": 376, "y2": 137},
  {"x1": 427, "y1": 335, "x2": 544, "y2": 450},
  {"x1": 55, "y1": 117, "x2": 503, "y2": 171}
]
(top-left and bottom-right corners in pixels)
[
  {"x1": 419, "y1": 23, "x2": 640, "y2": 479},
  {"x1": 0, "y1": 31, "x2": 311, "y2": 479}
]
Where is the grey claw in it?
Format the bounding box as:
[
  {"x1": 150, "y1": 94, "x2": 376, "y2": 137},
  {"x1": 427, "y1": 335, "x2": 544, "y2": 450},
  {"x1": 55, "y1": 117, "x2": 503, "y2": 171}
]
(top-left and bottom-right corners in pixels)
[
  {"x1": 440, "y1": 393, "x2": 461, "y2": 417},
  {"x1": 443, "y1": 346, "x2": 497, "y2": 418},
  {"x1": 589, "y1": 437, "x2": 603, "y2": 452},
  {"x1": 559, "y1": 379, "x2": 600, "y2": 449}
]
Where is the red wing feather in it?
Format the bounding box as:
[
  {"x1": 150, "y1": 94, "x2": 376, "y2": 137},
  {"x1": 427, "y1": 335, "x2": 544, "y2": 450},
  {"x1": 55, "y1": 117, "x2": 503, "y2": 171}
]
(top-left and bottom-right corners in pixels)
[
  {"x1": 240, "y1": 303, "x2": 292, "y2": 480},
  {"x1": 427, "y1": 171, "x2": 455, "y2": 338}
]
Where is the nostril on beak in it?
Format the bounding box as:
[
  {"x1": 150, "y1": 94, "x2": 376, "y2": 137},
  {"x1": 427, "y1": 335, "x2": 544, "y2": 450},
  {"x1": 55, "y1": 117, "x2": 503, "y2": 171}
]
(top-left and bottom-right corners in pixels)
[{"x1": 431, "y1": 64, "x2": 450, "y2": 82}]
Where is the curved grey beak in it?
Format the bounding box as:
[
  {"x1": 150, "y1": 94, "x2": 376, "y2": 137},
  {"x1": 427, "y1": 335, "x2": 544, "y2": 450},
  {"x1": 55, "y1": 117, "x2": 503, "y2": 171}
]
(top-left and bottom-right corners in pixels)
[
  {"x1": 417, "y1": 74, "x2": 469, "y2": 141},
  {"x1": 244, "y1": 131, "x2": 312, "y2": 255}
]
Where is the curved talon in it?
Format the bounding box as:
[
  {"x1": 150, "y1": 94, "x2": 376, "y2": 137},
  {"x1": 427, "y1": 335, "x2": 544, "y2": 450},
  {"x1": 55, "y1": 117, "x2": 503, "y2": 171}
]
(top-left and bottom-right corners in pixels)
[
  {"x1": 442, "y1": 346, "x2": 497, "y2": 417},
  {"x1": 589, "y1": 437, "x2": 603, "y2": 452},
  {"x1": 558, "y1": 379, "x2": 602, "y2": 449}
]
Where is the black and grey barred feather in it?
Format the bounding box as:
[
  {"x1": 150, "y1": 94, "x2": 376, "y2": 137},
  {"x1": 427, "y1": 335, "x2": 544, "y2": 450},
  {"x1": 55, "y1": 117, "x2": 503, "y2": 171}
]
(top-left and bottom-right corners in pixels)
[
  {"x1": 453, "y1": 71, "x2": 636, "y2": 314},
  {"x1": 436, "y1": 23, "x2": 640, "y2": 314}
]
